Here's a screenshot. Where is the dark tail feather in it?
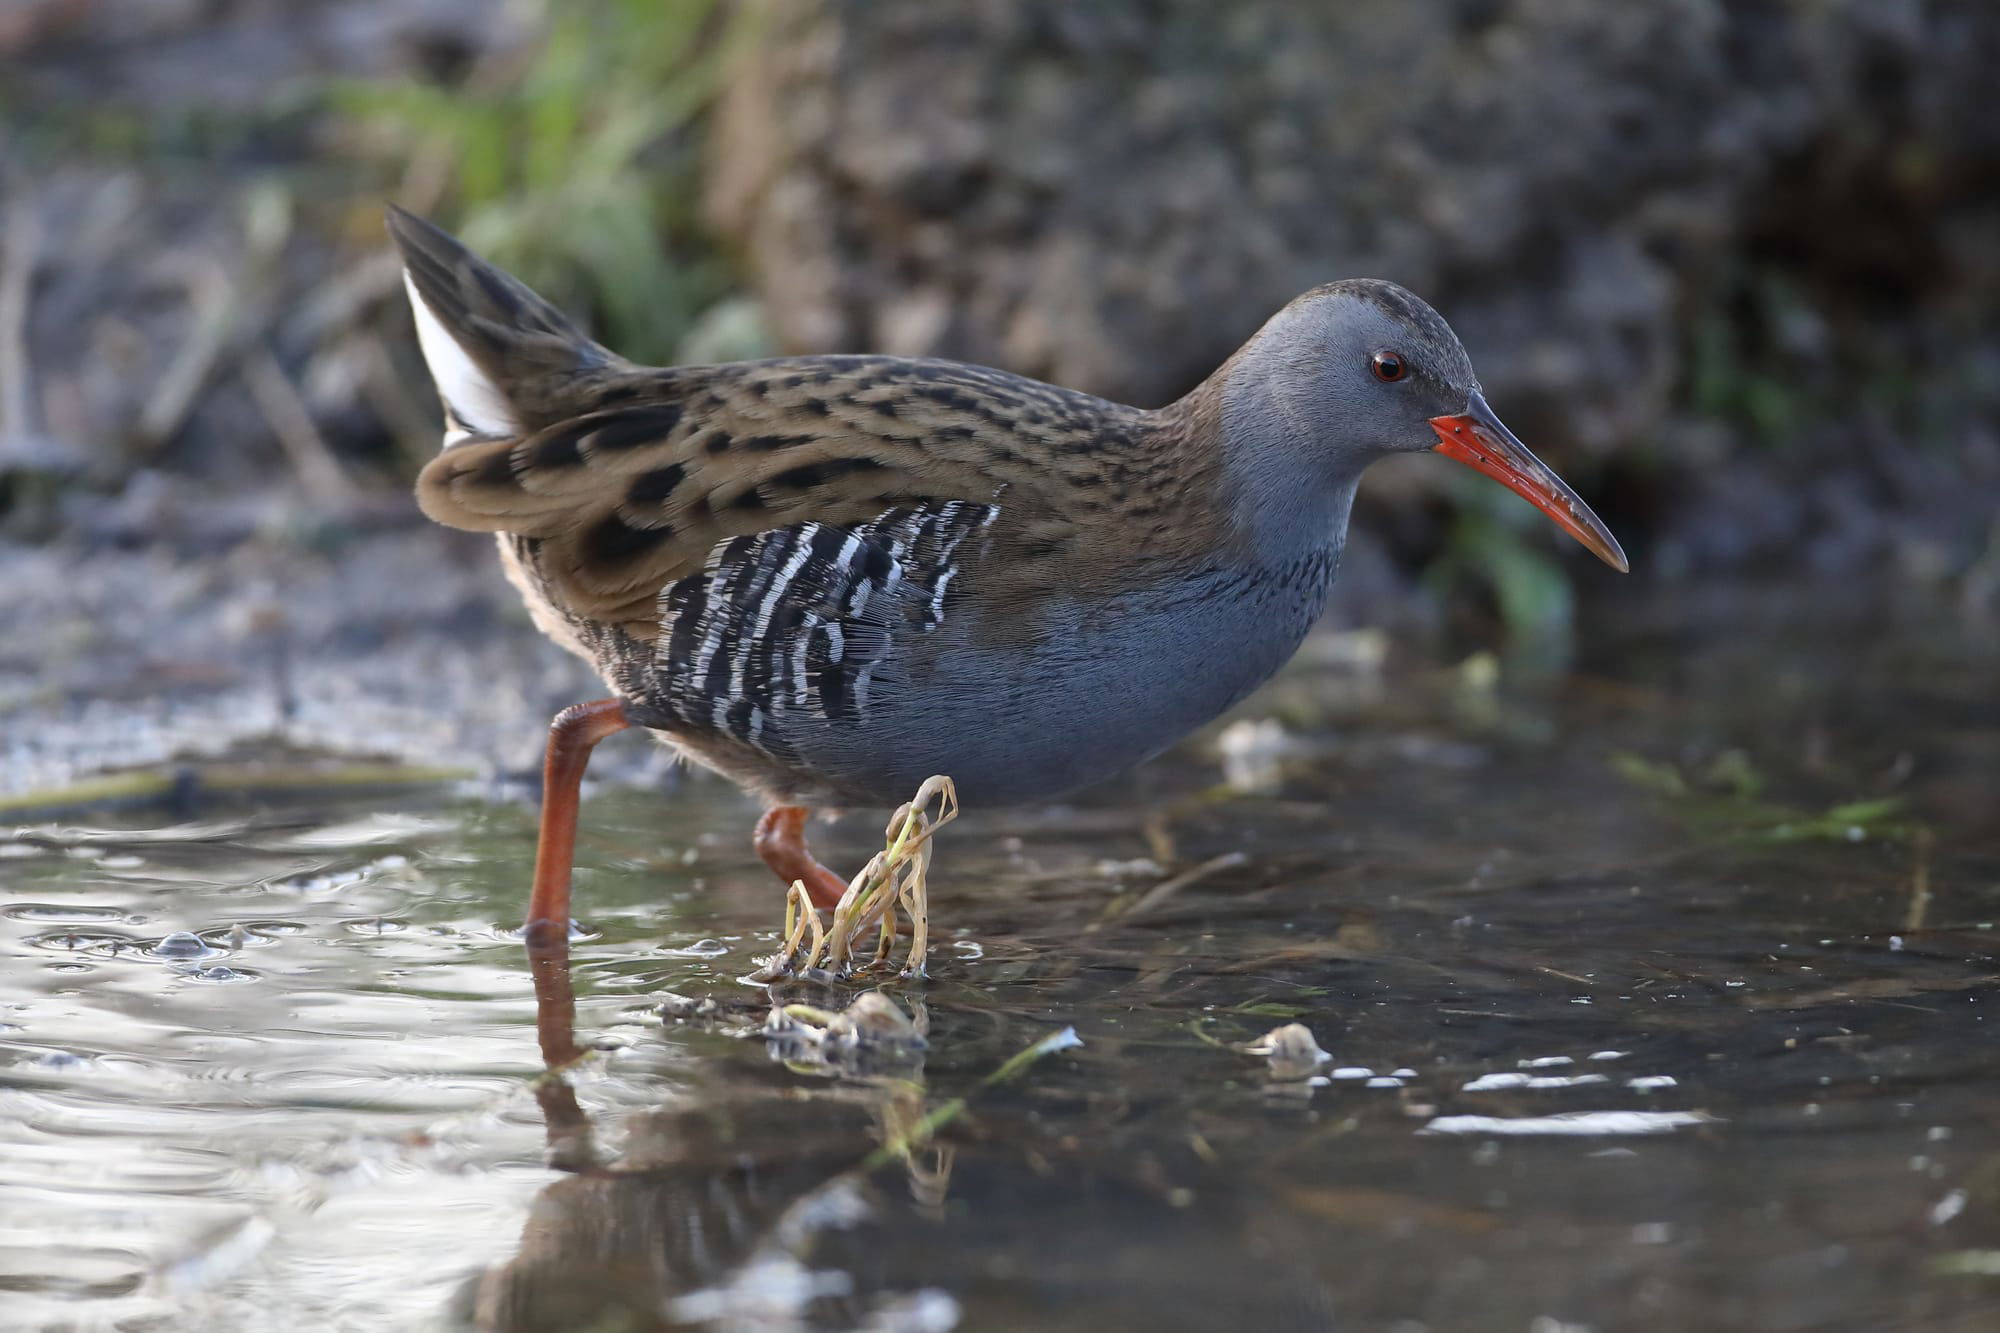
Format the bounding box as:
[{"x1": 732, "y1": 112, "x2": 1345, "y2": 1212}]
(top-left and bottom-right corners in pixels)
[{"x1": 384, "y1": 205, "x2": 616, "y2": 438}]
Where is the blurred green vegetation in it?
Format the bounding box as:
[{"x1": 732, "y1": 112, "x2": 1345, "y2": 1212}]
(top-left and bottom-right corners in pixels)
[
  {"x1": 1426, "y1": 469, "x2": 1578, "y2": 674},
  {"x1": 1610, "y1": 748, "x2": 1912, "y2": 845},
  {"x1": 1686, "y1": 266, "x2": 1825, "y2": 451},
  {"x1": 1, "y1": 78, "x2": 320, "y2": 169},
  {"x1": 333, "y1": 0, "x2": 764, "y2": 366}
]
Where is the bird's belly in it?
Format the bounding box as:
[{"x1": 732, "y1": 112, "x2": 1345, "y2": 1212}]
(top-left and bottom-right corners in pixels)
[{"x1": 791, "y1": 556, "x2": 1338, "y2": 807}]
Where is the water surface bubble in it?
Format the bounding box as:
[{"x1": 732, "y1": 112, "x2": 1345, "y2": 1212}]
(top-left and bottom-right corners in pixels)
[
  {"x1": 179, "y1": 965, "x2": 257, "y2": 984},
  {"x1": 663, "y1": 938, "x2": 730, "y2": 959},
  {"x1": 151, "y1": 931, "x2": 223, "y2": 960}
]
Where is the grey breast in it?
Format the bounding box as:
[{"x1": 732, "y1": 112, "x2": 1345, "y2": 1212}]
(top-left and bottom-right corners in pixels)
[
  {"x1": 826, "y1": 543, "x2": 1345, "y2": 806},
  {"x1": 632, "y1": 499, "x2": 1344, "y2": 809}
]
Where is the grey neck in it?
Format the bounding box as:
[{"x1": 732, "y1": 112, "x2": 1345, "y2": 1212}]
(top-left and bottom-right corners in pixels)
[{"x1": 1212, "y1": 330, "x2": 1373, "y2": 568}]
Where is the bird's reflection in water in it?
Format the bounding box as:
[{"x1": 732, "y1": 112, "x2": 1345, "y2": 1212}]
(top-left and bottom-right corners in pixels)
[
  {"x1": 445, "y1": 934, "x2": 953, "y2": 1332},
  {"x1": 447, "y1": 934, "x2": 1340, "y2": 1332}
]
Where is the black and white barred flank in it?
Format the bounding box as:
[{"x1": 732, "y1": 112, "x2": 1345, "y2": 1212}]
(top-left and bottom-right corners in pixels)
[{"x1": 649, "y1": 500, "x2": 999, "y2": 755}]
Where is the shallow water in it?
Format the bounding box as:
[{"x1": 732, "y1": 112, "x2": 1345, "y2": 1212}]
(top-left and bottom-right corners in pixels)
[{"x1": 4, "y1": 584, "x2": 1998, "y2": 1332}]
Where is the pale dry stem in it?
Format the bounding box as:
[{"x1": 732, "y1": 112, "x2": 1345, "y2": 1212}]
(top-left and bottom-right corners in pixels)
[{"x1": 754, "y1": 776, "x2": 958, "y2": 983}]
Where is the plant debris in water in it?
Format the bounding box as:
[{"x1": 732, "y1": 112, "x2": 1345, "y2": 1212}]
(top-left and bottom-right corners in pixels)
[
  {"x1": 1245, "y1": 1021, "x2": 1334, "y2": 1083},
  {"x1": 749, "y1": 776, "x2": 957, "y2": 984},
  {"x1": 763, "y1": 990, "x2": 930, "y2": 1080}
]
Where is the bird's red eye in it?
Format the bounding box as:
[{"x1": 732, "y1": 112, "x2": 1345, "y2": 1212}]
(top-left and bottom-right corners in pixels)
[{"x1": 1372, "y1": 351, "x2": 1406, "y2": 382}]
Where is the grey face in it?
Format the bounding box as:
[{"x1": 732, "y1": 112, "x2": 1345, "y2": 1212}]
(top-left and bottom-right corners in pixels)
[
  {"x1": 1295, "y1": 279, "x2": 1480, "y2": 455},
  {"x1": 1222, "y1": 278, "x2": 1483, "y2": 480}
]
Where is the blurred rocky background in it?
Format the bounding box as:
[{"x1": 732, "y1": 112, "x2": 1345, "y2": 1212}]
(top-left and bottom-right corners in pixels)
[{"x1": 3, "y1": 0, "x2": 1997, "y2": 800}]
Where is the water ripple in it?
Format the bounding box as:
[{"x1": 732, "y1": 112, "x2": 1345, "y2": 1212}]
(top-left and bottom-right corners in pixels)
[{"x1": 2, "y1": 903, "x2": 136, "y2": 924}]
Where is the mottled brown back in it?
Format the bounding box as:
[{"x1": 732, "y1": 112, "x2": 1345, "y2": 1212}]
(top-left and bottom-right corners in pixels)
[{"x1": 391, "y1": 209, "x2": 1231, "y2": 635}]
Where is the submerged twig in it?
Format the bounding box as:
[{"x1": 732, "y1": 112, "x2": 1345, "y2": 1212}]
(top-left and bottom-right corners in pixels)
[
  {"x1": 1905, "y1": 826, "x2": 1934, "y2": 933},
  {"x1": 1097, "y1": 850, "x2": 1251, "y2": 927},
  {"x1": 863, "y1": 1024, "x2": 1082, "y2": 1171},
  {"x1": 758, "y1": 991, "x2": 1078, "y2": 1217}
]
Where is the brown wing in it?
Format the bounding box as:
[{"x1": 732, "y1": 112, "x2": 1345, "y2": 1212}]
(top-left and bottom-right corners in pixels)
[
  {"x1": 415, "y1": 358, "x2": 1084, "y2": 629},
  {"x1": 389, "y1": 207, "x2": 1225, "y2": 636}
]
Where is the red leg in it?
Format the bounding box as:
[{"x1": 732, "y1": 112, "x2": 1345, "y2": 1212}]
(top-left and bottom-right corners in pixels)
[
  {"x1": 527, "y1": 923, "x2": 582, "y2": 1067},
  {"x1": 525, "y1": 915, "x2": 598, "y2": 1166},
  {"x1": 524, "y1": 698, "x2": 631, "y2": 947},
  {"x1": 753, "y1": 805, "x2": 850, "y2": 911}
]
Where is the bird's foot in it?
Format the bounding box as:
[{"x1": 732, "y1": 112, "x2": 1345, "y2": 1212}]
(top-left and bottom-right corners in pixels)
[{"x1": 753, "y1": 805, "x2": 852, "y2": 911}]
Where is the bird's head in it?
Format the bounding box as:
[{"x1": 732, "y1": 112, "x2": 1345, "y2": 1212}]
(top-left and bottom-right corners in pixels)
[{"x1": 1221, "y1": 279, "x2": 1627, "y2": 572}]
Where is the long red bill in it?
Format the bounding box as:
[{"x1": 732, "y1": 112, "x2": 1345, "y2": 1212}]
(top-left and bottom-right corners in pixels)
[{"x1": 1429, "y1": 391, "x2": 1629, "y2": 573}]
